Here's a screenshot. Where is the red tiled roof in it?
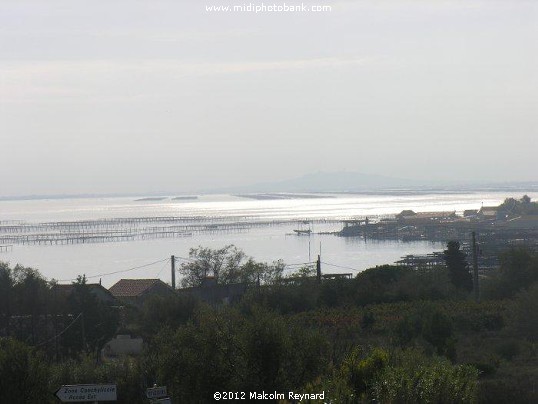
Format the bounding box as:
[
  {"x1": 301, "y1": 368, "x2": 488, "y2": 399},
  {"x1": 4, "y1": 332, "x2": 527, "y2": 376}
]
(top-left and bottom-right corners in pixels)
[
  {"x1": 109, "y1": 279, "x2": 169, "y2": 298},
  {"x1": 51, "y1": 283, "x2": 118, "y2": 304}
]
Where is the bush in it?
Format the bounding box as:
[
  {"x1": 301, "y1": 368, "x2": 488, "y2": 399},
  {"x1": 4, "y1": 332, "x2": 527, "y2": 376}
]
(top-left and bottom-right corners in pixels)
[
  {"x1": 304, "y1": 348, "x2": 478, "y2": 403},
  {"x1": 0, "y1": 338, "x2": 49, "y2": 403},
  {"x1": 148, "y1": 306, "x2": 328, "y2": 401},
  {"x1": 372, "y1": 356, "x2": 479, "y2": 403},
  {"x1": 339, "y1": 347, "x2": 389, "y2": 399},
  {"x1": 353, "y1": 265, "x2": 412, "y2": 305},
  {"x1": 49, "y1": 355, "x2": 146, "y2": 403},
  {"x1": 242, "y1": 282, "x2": 320, "y2": 314},
  {"x1": 485, "y1": 248, "x2": 538, "y2": 298},
  {"x1": 507, "y1": 283, "x2": 538, "y2": 341},
  {"x1": 494, "y1": 340, "x2": 521, "y2": 361},
  {"x1": 132, "y1": 294, "x2": 198, "y2": 338},
  {"x1": 394, "y1": 304, "x2": 455, "y2": 359}
]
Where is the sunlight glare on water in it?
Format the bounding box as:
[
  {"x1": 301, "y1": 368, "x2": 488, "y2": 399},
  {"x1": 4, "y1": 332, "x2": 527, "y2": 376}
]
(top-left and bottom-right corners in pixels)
[{"x1": 1, "y1": 191, "x2": 536, "y2": 287}]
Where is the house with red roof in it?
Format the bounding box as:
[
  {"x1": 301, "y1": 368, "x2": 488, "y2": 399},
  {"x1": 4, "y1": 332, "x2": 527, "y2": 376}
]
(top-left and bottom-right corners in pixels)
[
  {"x1": 52, "y1": 283, "x2": 118, "y2": 305},
  {"x1": 108, "y1": 279, "x2": 175, "y2": 306}
]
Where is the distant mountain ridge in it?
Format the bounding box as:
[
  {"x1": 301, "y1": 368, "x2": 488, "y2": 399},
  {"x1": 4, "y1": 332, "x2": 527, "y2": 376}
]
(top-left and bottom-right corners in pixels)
[
  {"x1": 2, "y1": 173, "x2": 537, "y2": 201},
  {"x1": 209, "y1": 172, "x2": 538, "y2": 194},
  {"x1": 213, "y1": 171, "x2": 422, "y2": 194}
]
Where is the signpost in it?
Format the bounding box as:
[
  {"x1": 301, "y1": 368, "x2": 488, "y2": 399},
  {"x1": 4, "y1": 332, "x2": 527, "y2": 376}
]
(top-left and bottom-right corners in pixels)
[
  {"x1": 146, "y1": 386, "x2": 167, "y2": 399},
  {"x1": 55, "y1": 384, "x2": 117, "y2": 402},
  {"x1": 146, "y1": 385, "x2": 170, "y2": 403}
]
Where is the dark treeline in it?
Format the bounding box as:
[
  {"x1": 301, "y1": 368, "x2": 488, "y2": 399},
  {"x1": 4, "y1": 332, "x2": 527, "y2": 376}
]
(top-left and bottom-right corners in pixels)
[{"x1": 1, "y1": 244, "x2": 538, "y2": 403}]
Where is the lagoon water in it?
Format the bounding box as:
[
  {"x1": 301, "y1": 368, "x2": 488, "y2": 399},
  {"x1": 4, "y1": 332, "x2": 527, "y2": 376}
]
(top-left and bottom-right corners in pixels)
[{"x1": 1, "y1": 191, "x2": 536, "y2": 287}]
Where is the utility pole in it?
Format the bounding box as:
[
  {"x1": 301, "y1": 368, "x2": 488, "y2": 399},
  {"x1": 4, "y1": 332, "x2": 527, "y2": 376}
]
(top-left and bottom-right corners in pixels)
[
  {"x1": 472, "y1": 232, "x2": 479, "y2": 302},
  {"x1": 316, "y1": 255, "x2": 321, "y2": 284},
  {"x1": 171, "y1": 255, "x2": 176, "y2": 290},
  {"x1": 80, "y1": 312, "x2": 87, "y2": 352}
]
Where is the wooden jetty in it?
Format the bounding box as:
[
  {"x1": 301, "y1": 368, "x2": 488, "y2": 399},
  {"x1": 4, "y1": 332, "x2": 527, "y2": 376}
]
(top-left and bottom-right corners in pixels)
[{"x1": 395, "y1": 252, "x2": 445, "y2": 268}]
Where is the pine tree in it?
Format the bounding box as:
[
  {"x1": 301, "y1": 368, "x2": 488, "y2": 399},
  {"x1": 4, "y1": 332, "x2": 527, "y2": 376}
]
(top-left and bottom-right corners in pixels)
[{"x1": 444, "y1": 241, "x2": 472, "y2": 291}]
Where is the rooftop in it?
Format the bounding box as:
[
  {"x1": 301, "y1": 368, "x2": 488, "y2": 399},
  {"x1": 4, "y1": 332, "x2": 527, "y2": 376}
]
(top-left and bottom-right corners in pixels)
[{"x1": 109, "y1": 279, "x2": 171, "y2": 298}]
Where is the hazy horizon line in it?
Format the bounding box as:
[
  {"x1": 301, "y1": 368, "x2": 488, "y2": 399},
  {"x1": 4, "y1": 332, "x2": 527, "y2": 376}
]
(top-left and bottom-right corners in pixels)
[{"x1": 1, "y1": 181, "x2": 537, "y2": 202}]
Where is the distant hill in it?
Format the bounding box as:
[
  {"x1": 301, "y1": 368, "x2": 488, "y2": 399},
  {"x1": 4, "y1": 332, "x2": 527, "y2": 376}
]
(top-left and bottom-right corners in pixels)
[
  {"x1": 211, "y1": 171, "x2": 422, "y2": 194},
  {"x1": 208, "y1": 172, "x2": 538, "y2": 195}
]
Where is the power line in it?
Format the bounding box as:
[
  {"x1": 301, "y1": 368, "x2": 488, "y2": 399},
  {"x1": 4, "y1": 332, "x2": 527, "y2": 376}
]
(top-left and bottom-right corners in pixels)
[
  {"x1": 156, "y1": 258, "x2": 172, "y2": 278},
  {"x1": 56, "y1": 258, "x2": 169, "y2": 283},
  {"x1": 35, "y1": 313, "x2": 82, "y2": 347},
  {"x1": 321, "y1": 261, "x2": 361, "y2": 272},
  {"x1": 284, "y1": 262, "x2": 315, "y2": 267},
  {"x1": 173, "y1": 256, "x2": 314, "y2": 268},
  {"x1": 172, "y1": 255, "x2": 195, "y2": 262}
]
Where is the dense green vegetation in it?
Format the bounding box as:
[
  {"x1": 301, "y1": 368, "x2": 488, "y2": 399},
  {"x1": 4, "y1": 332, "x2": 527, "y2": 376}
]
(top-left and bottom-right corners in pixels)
[
  {"x1": 444, "y1": 241, "x2": 473, "y2": 292},
  {"x1": 178, "y1": 244, "x2": 285, "y2": 287},
  {"x1": 1, "y1": 245, "x2": 538, "y2": 403},
  {"x1": 498, "y1": 195, "x2": 538, "y2": 216}
]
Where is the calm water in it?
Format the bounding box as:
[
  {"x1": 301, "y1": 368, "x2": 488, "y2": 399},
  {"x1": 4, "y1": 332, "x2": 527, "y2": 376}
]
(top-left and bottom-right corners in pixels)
[{"x1": 1, "y1": 191, "x2": 536, "y2": 287}]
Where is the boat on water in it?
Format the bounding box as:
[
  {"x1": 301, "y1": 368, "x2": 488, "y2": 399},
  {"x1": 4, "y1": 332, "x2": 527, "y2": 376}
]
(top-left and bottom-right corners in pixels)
[{"x1": 293, "y1": 220, "x2": 312, "y2": 235}]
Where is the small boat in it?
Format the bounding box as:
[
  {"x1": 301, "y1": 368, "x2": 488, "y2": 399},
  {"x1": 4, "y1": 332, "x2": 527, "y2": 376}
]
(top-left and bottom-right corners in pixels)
[{"x1": 293, "y1": 220, "x2": 312, "y2": 235}]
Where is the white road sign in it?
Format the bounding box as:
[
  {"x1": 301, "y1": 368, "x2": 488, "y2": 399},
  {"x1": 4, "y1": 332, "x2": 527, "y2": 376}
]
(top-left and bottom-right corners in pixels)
[
  {"x1": 55, "y1": 384, "x2": 117, "y2": 402},
  {"x1": 146, "y1": 386, "x2": 167, "y2": 399}
]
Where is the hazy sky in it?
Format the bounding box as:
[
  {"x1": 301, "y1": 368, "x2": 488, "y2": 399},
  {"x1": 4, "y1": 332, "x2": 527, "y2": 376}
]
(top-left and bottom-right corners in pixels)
[{"x1": 1, "y1": 0, "x2": 536, "y2": 196}]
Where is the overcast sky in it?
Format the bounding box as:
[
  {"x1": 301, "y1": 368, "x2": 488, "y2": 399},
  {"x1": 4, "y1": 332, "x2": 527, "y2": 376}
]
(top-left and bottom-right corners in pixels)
[{"x1": 1, "y1": 0, "x2": 536, "y2": 196}]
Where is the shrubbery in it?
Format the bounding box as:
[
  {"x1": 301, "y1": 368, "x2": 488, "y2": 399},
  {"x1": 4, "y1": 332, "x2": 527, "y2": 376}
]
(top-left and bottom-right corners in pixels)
[
  {"x1": 482, "y1": 248, "x2": 538, "y2": 299},
  {"x1": 147, "y1": 306, "x2": 328, "y2": 402},
  {"x1": 2, "y1": 245, "x2": 538, "y2": 402},
  {"x1": 0, "y1": 338, "x2": 49, "y2": 403},
  {"x1": 372, "y1": 351, "x2": 479, "y2": 403}
]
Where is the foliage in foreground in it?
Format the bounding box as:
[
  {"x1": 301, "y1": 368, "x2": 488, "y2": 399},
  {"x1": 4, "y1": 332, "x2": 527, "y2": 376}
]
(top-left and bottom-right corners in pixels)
[
  {"x1": 147, "y1": 306, "x2": 328, "y2": 402},
  {"x1": 0, "y1": 338, "x2": 49, "y2": 403},
  {"x1": 303, "y1": 348, "x2": 478, "y2": 403},
  {"x1": 2, "y1": 244, "x2": 538, "y2": 402}
]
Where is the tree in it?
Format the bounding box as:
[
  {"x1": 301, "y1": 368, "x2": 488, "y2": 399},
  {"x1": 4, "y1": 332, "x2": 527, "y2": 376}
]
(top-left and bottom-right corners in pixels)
[
  {"x1": 482, "y1": 248, "x2": 538, "y2": 299},
  {"x1": 521, "y1": 194, "x2": 531, "y2": 204},
  {"x1": 444, "y1": 241, "x2": 472, "y2": 291},
  {"x1": 63, "y1": 275, "x2": 119, "y2": 356},
  {"x1": 499, "y1": 248, "x2": 538, "y2": 293},
  {"x1": 12, "y1": 265, "x2": 50, "y2": 344},
  {"x1": 148, "y1": 306, "x2": 327, "y2": 401},
  {"x1": 508, "y1": 283, "x2": 538, "y2": 341},
  {"x1": 178, "y1": 245, "x2": 284, "y2": 287},
  {"x1": 0, "y1": 263, "x2": 51, "y2": 344},
  {"x1": 371, "y1": 351, "x2": 478, "y2": 403},
  {"x1": 395, "y1": 304, "x2": 455, "y2": 359},
  {"x1": 0, "y1": 263, "x2": 14, "y2": 337},
  {"x1": 178, "y1": 245, "x2": 246, "y2": 287},
  {"x1": 0, "y1": 338, "x2": 49, "y2": 402},
  {"x1": 339, "y1": 347, "x2": 389, "y2": 400},
  {"x1": 498, "y1": 195, "x2": 538, "y2": 216}
]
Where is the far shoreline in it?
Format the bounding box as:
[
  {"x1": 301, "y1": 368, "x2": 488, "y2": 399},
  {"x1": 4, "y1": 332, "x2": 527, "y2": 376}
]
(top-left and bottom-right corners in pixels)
[{"x1": 0, "y1": 183, "x2": 537, "y2": 203}]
